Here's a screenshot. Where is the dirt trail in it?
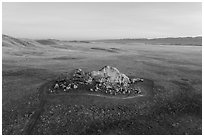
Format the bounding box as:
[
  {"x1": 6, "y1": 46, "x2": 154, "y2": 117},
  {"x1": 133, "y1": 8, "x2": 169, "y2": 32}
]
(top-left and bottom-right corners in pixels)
[
  {"x1": 23, "y1": 81, "x2": 52, "y2": 134},
  {"x1": 23, "y1": 79, "x2": 154, "y2": 134}
]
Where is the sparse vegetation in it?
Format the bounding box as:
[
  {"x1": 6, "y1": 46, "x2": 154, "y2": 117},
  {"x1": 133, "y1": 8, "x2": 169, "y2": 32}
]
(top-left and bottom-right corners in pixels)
[{"x1": 2, "y1": 35, "x2": 202, "y2": 135}]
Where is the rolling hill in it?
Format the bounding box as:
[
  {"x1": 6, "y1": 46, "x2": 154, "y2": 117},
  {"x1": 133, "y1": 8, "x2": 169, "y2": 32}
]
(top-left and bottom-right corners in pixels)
[{"x1": 3, "y1": 34, "x2": 202, "y2": 48}]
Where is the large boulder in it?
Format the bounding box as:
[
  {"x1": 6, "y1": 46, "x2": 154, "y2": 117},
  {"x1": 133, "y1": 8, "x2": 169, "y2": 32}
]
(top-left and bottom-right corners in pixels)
[{"x1": 90, "y1": 66, "x2": 130, "y2": 86}]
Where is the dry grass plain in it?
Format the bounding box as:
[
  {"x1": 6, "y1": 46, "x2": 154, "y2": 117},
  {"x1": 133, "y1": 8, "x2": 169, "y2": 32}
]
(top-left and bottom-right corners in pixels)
[{"x1": 2, "y1": 35, "x2": 202, "y2": 134}]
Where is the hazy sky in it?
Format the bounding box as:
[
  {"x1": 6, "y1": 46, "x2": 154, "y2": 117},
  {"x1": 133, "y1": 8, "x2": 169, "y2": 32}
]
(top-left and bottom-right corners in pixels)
[{"x1": 3, "y1": 2, "x2": 202, "y2": 40}]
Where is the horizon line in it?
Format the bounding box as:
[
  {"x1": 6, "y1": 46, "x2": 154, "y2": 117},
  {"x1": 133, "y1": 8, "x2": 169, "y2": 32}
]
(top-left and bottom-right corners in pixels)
[{"x1": 2, "y1": 34, "x2": 202, "y2": 41}]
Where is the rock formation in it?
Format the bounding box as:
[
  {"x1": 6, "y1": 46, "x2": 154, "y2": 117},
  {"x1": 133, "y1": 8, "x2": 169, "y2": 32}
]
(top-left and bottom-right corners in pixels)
[
  {"x1": 91, "y1": 66, "x2": 130, "y2": 86},
  {"x1": 50, "y1": 66, "x2": 144, "y2": 95}
]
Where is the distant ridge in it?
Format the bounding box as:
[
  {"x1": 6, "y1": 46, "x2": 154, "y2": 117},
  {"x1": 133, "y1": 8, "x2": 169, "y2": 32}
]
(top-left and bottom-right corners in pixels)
[
  {"x1": 2, "y1": 34, "x2": 202, "y2": 46},
  {"x1": 94, "y1": 36, "x2": 202, "y2": 46},
  {"x1": 120, "y1": 36, "x2": 202, "y2": 40},
  {"x1": 36, "y1": 39, "x2": 57, "y2": 45}
]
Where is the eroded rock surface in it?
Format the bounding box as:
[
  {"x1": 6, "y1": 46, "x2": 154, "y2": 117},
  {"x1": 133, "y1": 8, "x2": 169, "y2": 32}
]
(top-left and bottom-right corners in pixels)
[{"x1": 91, "y1": 66, "x2": 130, "y2": 86}]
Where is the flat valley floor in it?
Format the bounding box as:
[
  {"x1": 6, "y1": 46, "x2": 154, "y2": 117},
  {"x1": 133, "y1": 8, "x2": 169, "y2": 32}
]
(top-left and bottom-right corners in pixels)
[{"x1": 2, "y1": 39, "x2": 202, "y2": 134}]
